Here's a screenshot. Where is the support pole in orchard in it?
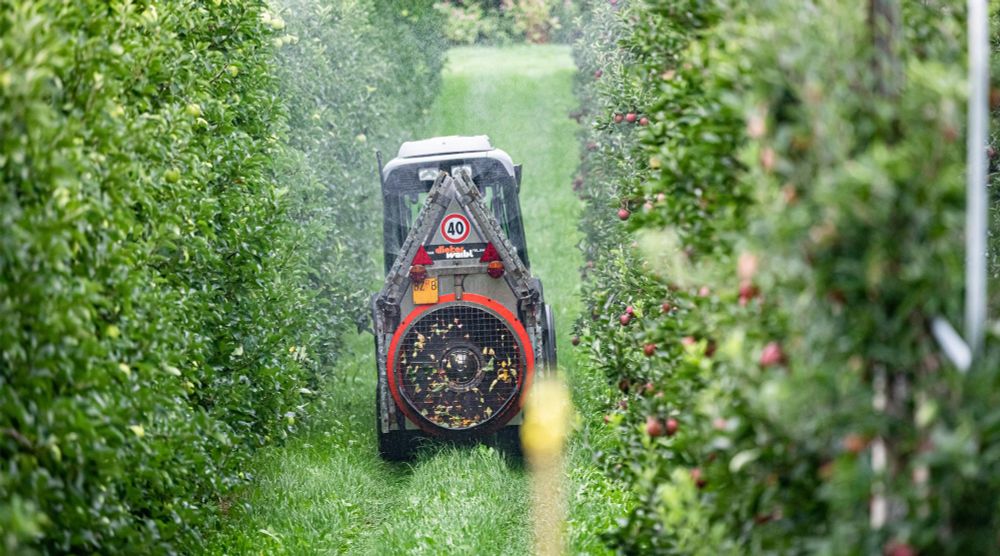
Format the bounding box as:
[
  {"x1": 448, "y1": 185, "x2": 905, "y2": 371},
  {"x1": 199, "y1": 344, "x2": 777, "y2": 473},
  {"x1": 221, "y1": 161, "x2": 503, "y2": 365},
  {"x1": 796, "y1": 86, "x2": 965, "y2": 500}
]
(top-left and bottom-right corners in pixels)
[
  {"x1": 867, "y1": 0, "x2": 903, "y2": 531},
  {"x1": 932, "y1": 0, "x2": 990, "y2": 370},
  {"x1": 965, "y1": 0, "x2": 989, "y2": 357}
]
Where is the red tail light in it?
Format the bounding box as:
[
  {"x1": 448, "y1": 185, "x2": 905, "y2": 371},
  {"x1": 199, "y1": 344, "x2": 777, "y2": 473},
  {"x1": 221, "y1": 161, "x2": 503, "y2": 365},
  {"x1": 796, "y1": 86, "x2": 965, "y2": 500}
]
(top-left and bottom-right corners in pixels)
[
  {"x1": 480, "y1": 243, "x2": 504, "y2": 278},
  {"x1": 487, "y1": 260, "x2": 505, "y2": 279},
  {"x1": 409, "y1": 264, "x2": 428, "y2": 283},
  {"x1": 413, "y1": 245, "x2": 434, "y2": 266},
  {"x1": 480, "y1": 242, "x2": 500, "y2": 262},
  {"x1": 410, "y1": 245, "x2": 433, "y2": 283}
]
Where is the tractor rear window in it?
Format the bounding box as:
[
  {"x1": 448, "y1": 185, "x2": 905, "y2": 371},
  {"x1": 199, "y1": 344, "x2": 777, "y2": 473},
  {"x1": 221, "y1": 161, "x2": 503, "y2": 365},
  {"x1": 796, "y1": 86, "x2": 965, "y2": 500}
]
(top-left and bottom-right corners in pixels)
[{"x1": 381, "y1": 158, "x2": 529, "y2": 274}]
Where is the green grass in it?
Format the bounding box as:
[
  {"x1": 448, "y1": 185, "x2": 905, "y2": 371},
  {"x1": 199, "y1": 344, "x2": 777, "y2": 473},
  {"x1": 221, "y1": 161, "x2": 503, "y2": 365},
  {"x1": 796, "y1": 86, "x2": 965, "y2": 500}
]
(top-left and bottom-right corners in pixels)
[{"x1": 208, "y1": 44, "x2": 624, "y2": 555}]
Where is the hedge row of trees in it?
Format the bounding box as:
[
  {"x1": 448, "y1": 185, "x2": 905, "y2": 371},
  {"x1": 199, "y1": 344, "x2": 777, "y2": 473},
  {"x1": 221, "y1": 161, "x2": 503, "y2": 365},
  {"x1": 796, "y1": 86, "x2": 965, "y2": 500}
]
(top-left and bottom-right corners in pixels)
[
  {"x1": 0, "y1": 1, "x2": 444, "y2": 552},
  {"x1": 432, "y1": 0, "x2": 580, "y2": 45},
  {"x1": 991, "y1": 12, "x2": 1000, "y2": 296},
  {"x1": 572, "y1": 1, "x2": 1000, "y2": 553}
]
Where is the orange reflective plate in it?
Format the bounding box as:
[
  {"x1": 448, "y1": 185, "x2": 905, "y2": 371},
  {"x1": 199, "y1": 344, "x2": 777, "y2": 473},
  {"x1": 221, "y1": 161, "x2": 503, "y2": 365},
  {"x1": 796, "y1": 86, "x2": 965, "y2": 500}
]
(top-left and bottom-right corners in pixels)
[{"x1": 412, "y1": 277, "x2": 439, "y2": 305}]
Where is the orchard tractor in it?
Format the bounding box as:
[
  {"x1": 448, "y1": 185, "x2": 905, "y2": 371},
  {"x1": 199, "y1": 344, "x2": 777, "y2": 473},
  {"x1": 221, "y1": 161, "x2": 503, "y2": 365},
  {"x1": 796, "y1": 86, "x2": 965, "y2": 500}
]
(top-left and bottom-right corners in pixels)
[{"x1": 372, "y1": 135, "x2": 556, "y2": 461}]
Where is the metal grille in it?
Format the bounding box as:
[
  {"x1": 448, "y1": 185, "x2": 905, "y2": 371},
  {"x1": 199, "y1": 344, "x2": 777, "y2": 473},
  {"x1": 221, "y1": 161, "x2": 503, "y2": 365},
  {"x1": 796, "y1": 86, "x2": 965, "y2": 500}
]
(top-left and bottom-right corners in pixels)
[{"x1": 395, "y1": 302, "x2": 523, "y2": 430}]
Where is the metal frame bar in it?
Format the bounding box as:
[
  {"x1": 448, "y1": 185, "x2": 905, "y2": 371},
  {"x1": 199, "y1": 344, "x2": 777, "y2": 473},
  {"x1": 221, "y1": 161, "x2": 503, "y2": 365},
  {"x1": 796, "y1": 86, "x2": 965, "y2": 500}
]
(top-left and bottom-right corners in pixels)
[
  {"x1": 934, "y1": 0, "x2": 990, "y2": 369},
  {"x1": 965, "y1": 0, "x2": 989, "y2": 356}
]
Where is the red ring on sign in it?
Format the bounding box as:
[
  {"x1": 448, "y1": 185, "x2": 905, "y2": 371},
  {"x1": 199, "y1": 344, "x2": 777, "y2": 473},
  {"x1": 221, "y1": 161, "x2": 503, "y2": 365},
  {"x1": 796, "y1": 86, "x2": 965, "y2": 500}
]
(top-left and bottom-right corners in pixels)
[
  {"x1": 386, "y1": 293, "x2": 535, "y2": 437},
  {"x1": 440, "y1": 213, "x2": 471, "y2": 244}
]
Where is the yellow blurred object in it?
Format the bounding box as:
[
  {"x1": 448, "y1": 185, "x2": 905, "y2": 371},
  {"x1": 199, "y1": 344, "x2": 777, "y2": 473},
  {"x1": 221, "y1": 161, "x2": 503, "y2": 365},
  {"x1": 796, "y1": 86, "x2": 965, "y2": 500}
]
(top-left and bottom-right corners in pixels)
[
  {"x1": 521, "y1": 377, "x2": 572, "y2": 460},
  {"x1": 522, "y1": 375, "x2": 573, "y2": 556}
]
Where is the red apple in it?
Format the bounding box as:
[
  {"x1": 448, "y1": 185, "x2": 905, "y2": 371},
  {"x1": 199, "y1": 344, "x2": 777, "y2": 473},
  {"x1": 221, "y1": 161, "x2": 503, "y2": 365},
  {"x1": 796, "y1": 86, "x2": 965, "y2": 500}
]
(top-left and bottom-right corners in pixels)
[
  {"x1": 827, "y1": 289, "x2": 846, "y2": 306},
  {"x1": 841, "y1": 433, "x2": 867, "y2": 455},
  {"x1": 639, "y1": 116, "x2": 649, "y2": 126},
  {"x1": 760, "y1": 146, "x2": 776, "y2": 172},
  {"x1": 665, "y1": 418, "x2": 678, "y2": 436},
  {"x1": 818, "y1": 460, "x2": 835, "y2": 480},
  {"x1": 614, "y1": 113, "x2": 624, "y2": 124},
  {"x1": 625, "y1": 305, "x2": 634, "y2": 315},
  {"x1": 645, "y1": 416, "x2": 665, "y2": 437},
  {"x1": 759, "y1": 341, "x2": 785, "y2": 367},
  {"x1": 690, "y1": 467, "x2": 706, "y2": 488},
  {"x1": 737, "y1": 253, "x2": 760, "y2": 282},
  {"x1": 681, "y1": 336, "x2": 697, "y2": 347},
  {"x1": 738, "y1": 283, "x2": 759, "y2": 306},
  {"x1": 883, "y1": 541, "x2": 916, "y2": 556},
  {"x1": 619, "y1": 313, "x2": 631, "y2": 326},
  {"x1": 747, "y1": 112, "x2": 766, "y2": 139},
  {"x1": 625, "y1": 112, "x2": 637, "y2": 123},
  {"x1": 618, "y1": 208, "x2": 630, "y2": 221},
  {"x1": 783, "y1": 184, "x2": 798, "y2": 204},
  {"x1": 643, "y1": 343, "x2": 656, "y2": 357},
  {"x1": 594, "y1": 69, "x2": 603, "y2": 79},
  {"x1": 618, "y1": 377, "x2": 631, "y2": 393},
  {"x1": 571, "y1": 335, "x2": 580, "y2": 346},
  {"x1": 660, "y1": 301, "x2": 673, "y2": 313}
]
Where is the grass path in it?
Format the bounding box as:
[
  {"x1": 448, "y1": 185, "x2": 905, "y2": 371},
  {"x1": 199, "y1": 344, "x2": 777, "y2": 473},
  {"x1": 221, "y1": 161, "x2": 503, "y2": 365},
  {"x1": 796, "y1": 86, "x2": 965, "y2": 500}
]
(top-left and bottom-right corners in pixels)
[{"x1": 209, "y1": 45, "x2": 621, "y2": 555}]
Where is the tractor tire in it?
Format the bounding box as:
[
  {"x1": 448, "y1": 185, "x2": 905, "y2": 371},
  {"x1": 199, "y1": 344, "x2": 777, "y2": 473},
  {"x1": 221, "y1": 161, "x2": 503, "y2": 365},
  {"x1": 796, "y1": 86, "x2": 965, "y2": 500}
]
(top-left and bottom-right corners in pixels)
[
  {"x1": 542, "y1": 303, "x2": 558, "y2": 370},
  {"x1": 376, "y1": 385, "x2": 421, "y2": 462},
  {"x1": 493, "y1": 425, "x2": 524, "y2": 459}
]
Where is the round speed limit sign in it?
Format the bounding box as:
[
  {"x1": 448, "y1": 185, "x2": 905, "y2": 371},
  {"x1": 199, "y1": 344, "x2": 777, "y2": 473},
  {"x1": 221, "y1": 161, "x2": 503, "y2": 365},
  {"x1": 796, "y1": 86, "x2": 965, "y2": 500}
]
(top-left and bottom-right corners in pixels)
[{"x1": 440, "y1": 213, "x2": 471, "y2": 244}]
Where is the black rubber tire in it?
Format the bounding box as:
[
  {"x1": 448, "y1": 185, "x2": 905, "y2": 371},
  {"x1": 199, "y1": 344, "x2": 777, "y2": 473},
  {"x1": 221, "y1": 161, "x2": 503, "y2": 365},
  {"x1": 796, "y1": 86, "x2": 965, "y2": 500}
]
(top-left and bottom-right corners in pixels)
[
  {"x1": 492, "y1": 425, "x2": 524, "y2": 459},
  {"x1": 376, "y1": 384, "x2": 422, "y2": 462},
  {"x1": 542, "y1": 303, "x2": 558, "y2": 370}
]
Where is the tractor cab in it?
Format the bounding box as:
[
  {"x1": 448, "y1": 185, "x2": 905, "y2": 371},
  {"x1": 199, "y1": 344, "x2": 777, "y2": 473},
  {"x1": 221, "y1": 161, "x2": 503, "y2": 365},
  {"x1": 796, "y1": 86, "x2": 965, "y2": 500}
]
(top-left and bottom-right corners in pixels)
[{"x1": 380, "y1": 135, "x2": 530, "y2": 274}]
